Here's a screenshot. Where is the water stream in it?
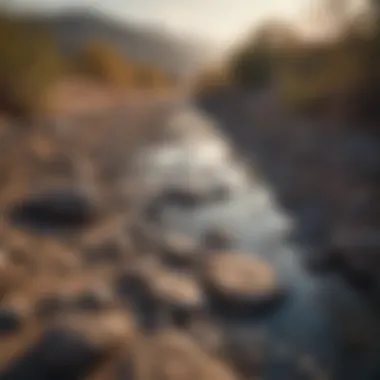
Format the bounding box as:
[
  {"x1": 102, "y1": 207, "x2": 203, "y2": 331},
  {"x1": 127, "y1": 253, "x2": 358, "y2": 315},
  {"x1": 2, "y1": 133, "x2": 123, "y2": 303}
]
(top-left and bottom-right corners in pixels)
[{"x1": 131, "y1": 106, "x2": 380, "y2": 380}]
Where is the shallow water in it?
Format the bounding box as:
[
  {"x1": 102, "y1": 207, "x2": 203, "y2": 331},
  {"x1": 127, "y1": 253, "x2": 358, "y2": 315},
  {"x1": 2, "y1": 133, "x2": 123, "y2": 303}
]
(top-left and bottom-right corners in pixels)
[{"x1": 131, "y1": 106, "x2": 380, "y2": 380}]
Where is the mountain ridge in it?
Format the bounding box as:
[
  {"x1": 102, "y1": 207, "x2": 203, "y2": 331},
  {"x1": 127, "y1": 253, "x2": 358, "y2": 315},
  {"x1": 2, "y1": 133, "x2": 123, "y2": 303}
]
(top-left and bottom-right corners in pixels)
[{"x1": 6, "y1": 8, "x2": 216, "y2": 78}]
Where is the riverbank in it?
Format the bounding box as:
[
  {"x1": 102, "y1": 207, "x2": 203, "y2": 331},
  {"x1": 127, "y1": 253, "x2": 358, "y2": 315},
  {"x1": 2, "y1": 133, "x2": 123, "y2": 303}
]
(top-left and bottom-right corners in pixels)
[
  {"x1": 0, "y1": 99, "x2": 379, "y2": 380},
  {"x1": 197, "y1": 87, "x2": 380, "y2": 291}
]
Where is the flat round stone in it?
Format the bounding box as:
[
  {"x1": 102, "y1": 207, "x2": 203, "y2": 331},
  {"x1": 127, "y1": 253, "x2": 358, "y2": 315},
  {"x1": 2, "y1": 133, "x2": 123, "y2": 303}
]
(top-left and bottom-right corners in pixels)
[{"x1": 203, "y1": 252, "x2": 285, "y2": 314}]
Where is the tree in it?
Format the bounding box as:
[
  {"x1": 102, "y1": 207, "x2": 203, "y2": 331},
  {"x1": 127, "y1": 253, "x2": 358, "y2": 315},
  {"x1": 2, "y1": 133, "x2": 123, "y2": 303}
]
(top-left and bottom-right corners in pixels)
[
  {"x1": 0, "y1": 14, "x2": 66, "y2": 118},
  {"x1": 77, "y1": 40, "x2": 133, "y2": 88}
]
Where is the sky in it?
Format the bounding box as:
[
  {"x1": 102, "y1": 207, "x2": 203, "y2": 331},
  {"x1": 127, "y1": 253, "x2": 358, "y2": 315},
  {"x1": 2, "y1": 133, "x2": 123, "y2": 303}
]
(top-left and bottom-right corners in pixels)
[{"x1": 5, "y1": 0, "x2": 310, "y2": 48}]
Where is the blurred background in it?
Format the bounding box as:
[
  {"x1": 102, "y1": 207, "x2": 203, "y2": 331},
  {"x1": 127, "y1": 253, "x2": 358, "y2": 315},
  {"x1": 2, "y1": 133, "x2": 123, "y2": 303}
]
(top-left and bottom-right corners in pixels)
[
  {"x1": 0, "y1": 1, "x2": 380, "y2": 380},
  {"x1": 0, "y1": 0, "x2": 378, "y2": 123}
]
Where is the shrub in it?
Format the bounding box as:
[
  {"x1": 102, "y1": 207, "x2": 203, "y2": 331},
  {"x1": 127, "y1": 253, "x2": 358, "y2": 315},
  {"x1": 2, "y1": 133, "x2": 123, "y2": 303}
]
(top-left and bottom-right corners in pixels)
[
  {"x1": 0, "y1": 15, "x2": 66, "y2": 118},
  {"x1": 77, "y1": 40, "x2": 133, "y2": 88},
  {"x1": 193, "y1": 65, "x2": 232, "y2": 95}
]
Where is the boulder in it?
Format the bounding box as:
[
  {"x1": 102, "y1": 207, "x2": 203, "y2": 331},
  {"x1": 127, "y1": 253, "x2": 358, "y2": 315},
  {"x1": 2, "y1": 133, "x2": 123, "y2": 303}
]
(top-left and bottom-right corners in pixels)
[
  {"x1": 10, "y1": 187, "x2": 99, "y2": 230},
  {"x1": 203, "y1": 252, "x2": 285, "y2": 316},
  {"x1": 32, "y1": 312, "x2": 135, "y2": 378},
  {"x1": 145, "y1": 269, "x2": 206, "y2": 328},
  {"x1": 132, "y1": 330, "x2": 238, "y2": 380},
  {"x1": 0, "y1": 295, "x2": 31, "y2": 335}
]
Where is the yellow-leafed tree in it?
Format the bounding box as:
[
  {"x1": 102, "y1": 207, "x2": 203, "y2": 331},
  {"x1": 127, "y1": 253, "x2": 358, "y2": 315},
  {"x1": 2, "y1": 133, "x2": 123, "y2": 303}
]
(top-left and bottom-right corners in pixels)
[
  {"x1": 77, "y1": 40, "x2": 134, "y2": 88},
  {"x1": 0, "y1": 15, "x2": 66, "y2": 118}
]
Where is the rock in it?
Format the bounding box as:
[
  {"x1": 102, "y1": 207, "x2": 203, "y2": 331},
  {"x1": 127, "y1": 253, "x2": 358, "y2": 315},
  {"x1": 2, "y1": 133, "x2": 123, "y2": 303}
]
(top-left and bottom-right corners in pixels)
[
  {"x1": 0, "y1": 308, "x2": 23, "y2": 335},
  {"x1": 10, "y1": 187, "x2": 99, "y2": 230},
  {"x1": 84, "y1": 240, "x2": 124, "y2": 265},
  {"x1": 34, "y1": 312, "x2": 135, "y2": 377},
  {"x1": 200, "y1": 226, "x2": 234, "y2": 251},
  {"x1": 0, "y1": 296, "x2": 30, "y2": 335},
  {"x1": 223, "y1": 329, "x2": 267, "y2": 378},
  {"x1": 206, "y1": 183, "x2": 231, "y2": 203},
  {"x1": 158, "y1": 232, "x2": 201, "y2": 268},
  {"x1": 187, "y1": 319, "x2": 225, "y2": 356},
  {"x1": 42, "y1": 154, "x2": 78, "y2": 180},
  {"x1": 133, "y1": 330, "x2": 238, "y2": 380},
  {"x1": 329, "y1": 225, "x2": 380, "y2": 288},
  {"x1": 116, "y1": 258, "x2": 205, "y2": 329},
  {"x1": 203, "y1": 252, "x2": 285, "y2": 316},
  {"x1": 160, "y1": 188, "x2": 204, "y2": 208},
  {"x1": 129, "y1": 222, "x2": 157, "y2": 253},
  {"x1": 71, "y1": 284, "x2": 115, "y2": 312},
  {"x1": 146, "y1": 269, "x2": 206, "y2": 328},
  {"x1": 142, "y1": 198, "x2": 165, "y2": 223},
  {"x1": 114, "y1": 257, "x2": 161, "y2": 329},
  {"x1": 35, "y1": 294, "x2": 69, "y2": 322},
  {"x1": 302, "y1": 246, "x2": 343, "y2": 275},
  {"x1": 0, "y1": 251, "x2": 22, "y2": 297}
]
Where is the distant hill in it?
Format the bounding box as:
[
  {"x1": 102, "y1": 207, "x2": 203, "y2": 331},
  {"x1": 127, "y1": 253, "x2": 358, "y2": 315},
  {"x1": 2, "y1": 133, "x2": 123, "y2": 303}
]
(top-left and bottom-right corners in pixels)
[{"x1": 13, "y1": 10, "x2": 215, "y2": 79}]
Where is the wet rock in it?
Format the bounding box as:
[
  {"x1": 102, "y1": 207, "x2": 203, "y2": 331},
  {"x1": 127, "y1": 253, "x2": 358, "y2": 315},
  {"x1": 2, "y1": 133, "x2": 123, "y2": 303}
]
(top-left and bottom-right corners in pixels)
[
  {"x1": 200, "y1": 226, "x2": 234, "y2": 251},
  {"x1": 133, "y1": 329, "x2": 238, "y2": 380},
  {"x1": 203, "y1": 252, "x2": 285, "y2": 316},
  {"x1": 10, "y1": 187, "x2": 99, "y2": 230},
  {"x1": 158, "y1": 231, "x2": 201, "y2": 268}
]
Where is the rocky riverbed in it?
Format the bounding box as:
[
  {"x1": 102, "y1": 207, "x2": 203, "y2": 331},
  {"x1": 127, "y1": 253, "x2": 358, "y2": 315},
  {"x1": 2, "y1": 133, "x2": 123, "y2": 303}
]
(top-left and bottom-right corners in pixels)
[{"x1": 0, "y1": 100, "x2": 379, "y2": 380}]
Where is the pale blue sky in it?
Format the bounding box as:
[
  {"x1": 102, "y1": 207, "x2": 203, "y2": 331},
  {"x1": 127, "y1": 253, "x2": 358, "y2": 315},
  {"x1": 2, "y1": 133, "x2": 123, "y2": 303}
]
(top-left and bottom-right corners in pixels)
[{"x1": 6, "y1": 0, "x2": 309, "y2": 47}]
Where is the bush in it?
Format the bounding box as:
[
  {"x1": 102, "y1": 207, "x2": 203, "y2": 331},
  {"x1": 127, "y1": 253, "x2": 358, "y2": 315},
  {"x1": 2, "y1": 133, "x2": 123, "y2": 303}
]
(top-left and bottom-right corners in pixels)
[
  {"x1": 229, "y1": 47, "x2": 273, "y2": 88},
  {"x1": 76, "y1": 40, "x2": 133, "y2": 88},
  {"x1": 0, "y1": 15, "x2": 66, "y2": 118},
  {"x1": 193, "y1": 65, "x2": 232, "y2": 95}
]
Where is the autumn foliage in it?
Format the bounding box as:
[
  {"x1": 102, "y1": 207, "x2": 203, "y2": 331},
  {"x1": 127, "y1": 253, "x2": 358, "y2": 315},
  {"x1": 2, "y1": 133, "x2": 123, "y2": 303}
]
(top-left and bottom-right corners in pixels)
[
  {"x1": 0, "y1": 13, "x2": 177, "y2": 120},
  {"x1": 0, "y1": 15, "x2": 66, "y2": 118}
]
